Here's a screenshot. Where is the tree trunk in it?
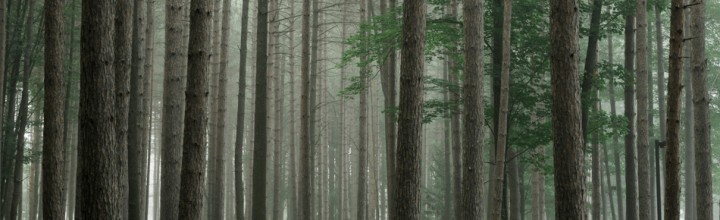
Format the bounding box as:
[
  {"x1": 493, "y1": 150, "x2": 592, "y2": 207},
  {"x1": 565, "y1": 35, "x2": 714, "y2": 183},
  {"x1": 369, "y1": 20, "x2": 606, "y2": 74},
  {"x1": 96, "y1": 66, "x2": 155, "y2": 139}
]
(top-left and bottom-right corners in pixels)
[
  {"x1": 177, "y1": 0, "x2": 212, "y2": 218},
  {"x1": 250, "y1": 0, "x2": 270, "y2": 215},
  {"x1": 581, "y1": 0, "x2": 602, "y2": 218},
  {"x1": 458, "y1": 0, "x2": 484, "y2": 218},
  {"x1": 42, "y1": 0, "x2": 66, "y2": 217},
  {"x1": 635, "y1": 0, "x2": 651, "y2": 219},
  {"x1": 77, "y1": 0, "x2": 121, "y2": 216},
  {"x1": 664, "y1": 1, "x2": 684, "y2": 219},
  {"x1": 128, "y1": 0, "x2": 148, "y2": 217},
  {"x1": 683, "y1": 5, "x2": 696, "y2": 220},
  {"x1": 549, "y1": 0, "x2": 585, "y2": 218},
  {"x1": 235, "y1": 0, "x2": 250, "y2": 218},
  {"x1": 608, "y1": 32, "x2": 625, "y2": 220},
  {"x1": 689, "y1": 1, "x2": 711, "y2": 220},
  {"x1": 29, "y1": 112, "x2": 41, "y2": 220},
  {"x1": 654, "y1": 1, "x2": 665, "y2": 217},
  {"x1": 299, "y1": 0, "x2": 312, "y2": 216},
  {"x1": 210, "y1": 0, "x2": 231, "y2": 218},
  {"x1": 0, "y1": 0, "x2": 7, "y2": 149},
  {"x1": 356, "y1": 0, "x2": 368, "y2": 218},
  {"x1": 508, "y1": 151, "x2": 521, "y2": 220},
  {"x1": 114, "y1": 0, "x2": 134, "y2": 215},
  {"x1": 623, "y1": 4, "x2": 638, "y2": 219},
  {"x1": 394, "y1": 0, "x2": 426, "y2": 219},
  {"x1": 10, "y1": 32, "x2": 34, "y2": 220},
  {"x1": 531, "y1": 153, "x2": 545, "y2": 220}
]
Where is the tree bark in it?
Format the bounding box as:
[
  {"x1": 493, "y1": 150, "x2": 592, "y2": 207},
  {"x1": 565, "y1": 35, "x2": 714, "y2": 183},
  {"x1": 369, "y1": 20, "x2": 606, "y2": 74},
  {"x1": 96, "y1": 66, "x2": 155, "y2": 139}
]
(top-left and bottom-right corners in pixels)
[
  {"x1": 128, "y1": 0, "x2": 148, "y2": 217},
  {"x1": 356, "y1": 0, "x2": 368, "y2": 219},
  {"x1": 549, "y1": 0, "x2": 585, "y2": 219},
  {"x1": 664, "y1": 1, "x2": 684, "y2": 219},
  {"x1": 299, "y1": 0, "x2": 312, "y2": 217},
  {"x1": 379, "y1": 0, "x2": 398, "y2": 217},
  {"x1": 689, "y1": 1, "x2": 711, "y2": 220},
  {"x1": 114, "y1": 0, "x2": 134, "y2": 215},
  {"x1": 160, "y1": 0, "x2": 188, "y2": 217},
  {"x1": 43, "y1": 0, "x2": 66, "y2": 217},
  {"x1": 394, "y1": 0, "x2": 425, "y2": 219},
  {"x1": 683, "y1": 5, "x2": 696, "y2": 220},
  {"x1": 635, "y1": 0, "x2": 651, "y2": 219},
  {"x1": 177, "y1": 0, "x2": 212, "y2": 218},
  {"x1": 0, "y1": 0, "x2": 7, "y2": 148},
  {"x1": 623, "y1": 5, "x2": 638, "y2": 219},
  {"x1": 77, "y1": 0, "x2": 121, "y2": 216},
  {"x1": 459, "y1": 0, "x2": 484, "y2": 218},
  {"x1": 235, "y1": 0, "x2": 250, "y2": 218},
  {"x1": 29, "y1": 112, "x2": 41, "y2": 220}
]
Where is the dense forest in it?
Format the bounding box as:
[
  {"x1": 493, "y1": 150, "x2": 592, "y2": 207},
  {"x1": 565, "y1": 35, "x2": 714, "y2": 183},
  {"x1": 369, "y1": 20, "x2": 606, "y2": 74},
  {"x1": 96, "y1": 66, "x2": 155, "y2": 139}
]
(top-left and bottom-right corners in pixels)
[{"x1": 0, "y1": 0, "x2": 717, "y2": 219}]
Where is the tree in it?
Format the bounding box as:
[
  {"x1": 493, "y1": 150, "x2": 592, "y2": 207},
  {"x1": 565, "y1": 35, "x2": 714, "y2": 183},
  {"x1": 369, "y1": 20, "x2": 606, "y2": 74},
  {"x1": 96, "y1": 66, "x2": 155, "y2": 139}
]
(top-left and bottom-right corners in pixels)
[
  {"x1": 690, "y1": 1, "x2": 711, "y2": 220},
  {"x1": 42, "y1": 0, "x2": 66, "y2": 217},
  {"x1": 250, "y1": 0, "x2": 270, "y2": 216},
  {"x1": 379, "y1": 0, "x2": 398, "y2": 218},
  {"x1": 394, "y1": 0, "x2": 425, "y2": 219},
  {"x1": 160, "y1": 0, "x2": 188, "y2": 218},
  {"x1": 357, "y1": 0, "x2": 368, "y2": 218},
  {"x1": 177, "y1": 0, "x2": 212, "y2": 217},
  {"x1": 635, "y1": 0, "x2": 651, "y2": 219},
  {"x1": 549, "y1": 0, "x2": 585, "y2": 218},
  {"x1": 623, "y1": 1, "x2": 638, "y2": 218},
  {"x1": 114, "y1": 0, "x2": 133, "y2": 214},
  {"x1": 299, "y1": 0, "x2": 311, "y2": 217},
  {"x1": 128, "y1": 0, "x2": 148, "y2": 217},
  {"x1": 235, "y1": 0, "x2": 251, "y2": 218},
  {"x1": 664, "y1": 0, "x2": 684, "y2": 219},
  {"x1": 0, "y1": 0, "x2": 7, "y2": 145},
  {"x1": 489, "y1": 0, "x2": 510, "y2": 219},
  {"x1": 77, "y1": 0, "x2": 121, "y2": 216}
]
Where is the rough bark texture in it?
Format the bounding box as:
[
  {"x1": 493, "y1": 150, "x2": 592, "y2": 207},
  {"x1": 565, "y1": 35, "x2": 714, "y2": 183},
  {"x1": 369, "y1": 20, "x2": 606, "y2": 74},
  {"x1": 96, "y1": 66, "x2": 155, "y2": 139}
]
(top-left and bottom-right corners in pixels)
[
  {"x1": 128, "y1": 0, "x2": 148, "y2": 217},
  {"x1": 459, "y1": 0, "x2": 485, "y2": 218},
  {"x1": 635, "y1": 0, "x2": 651, "y2": 219},
  {"x1": 235, "y1": 0, "x2": 250, "y2": 218},
  {"x1": 114, "y1": 0, "x2": 133, "y2": 215},
  {"x1": 160, "y1": 0, "x2": 187, "y2": 218},
  {"x1": 250, "y1": 0, "x2": 269, "y2": 215},
  {"x1": 394, "y1": 0, "x2": 425, "y2": 219},
  {"x1": 0, "y1": 0, "x2": 7, "y2": 147},
  {"x1": 380, "y1": 0, "x2": 398, "y2": 217},
  {"x1": 43, "y1": 0, "x2": 66, "y2": 217},
  {"x1": 664, "y1": 1, "x2": 684, "y2": 219},
  {"x1": 690, "y1": 1, "x2": 711, "y2": 220},
  {"x1": 549, "y1": 0, "x2": 586, "y2": 219},
  {"x1": 77, "y1": 0, "x2": 121, "y2": 216},
  {"x1": 623, "y1": 6, "x2": 638, "y2": 220},
  {"x1": 177, "y1": 0, "x2": 212, "y2": 218},
  {"x1": 356, "y1": 0, "x2": 368, "y2": 219}
]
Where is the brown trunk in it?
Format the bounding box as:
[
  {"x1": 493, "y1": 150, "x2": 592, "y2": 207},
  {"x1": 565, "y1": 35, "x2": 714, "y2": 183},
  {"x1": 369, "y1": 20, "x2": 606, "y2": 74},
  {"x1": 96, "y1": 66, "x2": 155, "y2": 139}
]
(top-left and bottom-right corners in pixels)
[
  {"x1": 250, "y1": 0, "x2": 270, "y2": 215},
  {"x1": 549, "y1": 0, "x2": 585, "y2": 218},
  {"x1": 460, "y1": 0, "x2": 483, "y2": 218},
  {"x1": 299, "y1": 0, "x2": 312, "y2": 216},
  {"x1": 356, "y1": 0, "x2": 368, "y2": 218},
  {"x1": 690, "y1": 1, "x2": 711, "y2": 220},
  {"x1": 42, "y1": 0, "x2": 66, "y2": 217},
  {"x1": 635, "y1": 0, "x2": 652, "y2": 218},
  {"x1": 114, "y1": 0, "x2": 133, "y2": 214},
  {"x1": 77, "y1": 0, "x2": 121, "y2": 216},
  {"x1": 29, "y1": 112, "x2": 41, "y2": 220},
  {"x1": 394, "y1": 0, "x2": 425, "y2": 219},
  {"x1": 582, "y1": 1, "x2": 602, "y2": 218},
  {"x1": 664, "y1": 1, "x2": 684, "y2": 219},
  {"x1": 623, "y1": 6, "x2": 638, "y2": 219}
]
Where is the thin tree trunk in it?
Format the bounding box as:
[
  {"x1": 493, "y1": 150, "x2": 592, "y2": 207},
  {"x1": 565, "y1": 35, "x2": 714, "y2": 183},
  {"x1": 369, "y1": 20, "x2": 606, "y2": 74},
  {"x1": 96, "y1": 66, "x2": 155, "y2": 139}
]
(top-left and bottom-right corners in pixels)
[
  {"x1": 114, "y1": 0, "x2": 134, "y2": 214},
  {"x1": 235, "y1": 0, "x2": 250, "y2": 218},
  {"x1": 608, "y1": 33, "x2": 625, "y2": 220},
  {"x1": 357, "y1": 0, "x2": 368, "y2": 218},
  {"x1": 141, "y1": 0, "x2": 155, "y2": 216},
  {"x1": 29, "y1": 112, "x2": 41, "y2": 220},
  {"x1": 394, "y1": 0, "x2": 426, "y2": 218},
  {"x1": 379, "y1": 0, "x2": 397, "y2": 217},
  {"x1": 508, "y1": 151, "x2": 521, "y2": 220},
  {"x1": 623, "y1": 4, "x2": 638, "y2": 219},
  {"x1": 664, "y1": 0, "x2": 684, "y2": 219},
  {"x1": 549, "y1": 0, "x2": 585, "y2": 218},
  {"x1": 581, "y1": 0, "x2": 602, "y2": 218},
  {"x1": 250, "y1": 0, "x2": 270, "y2": 215},
  {"x1": 0, "y1": 0, "x2": 8, "y2": 150},
  {"x1": 299, "y1": 0, "x2": 312, "y2": 216},
  {"x1": 683, "y1": 5, "x2": 696, "y2": 220},
  {"x1": 128, "y1": 0, "x2": 148, "y2": 217},
  {"x1": 635, "y1": 0, "x2": 652, "y2": 218},
  {"x1": 654, "y1": 1, "x2": 665, "y2": 217}
]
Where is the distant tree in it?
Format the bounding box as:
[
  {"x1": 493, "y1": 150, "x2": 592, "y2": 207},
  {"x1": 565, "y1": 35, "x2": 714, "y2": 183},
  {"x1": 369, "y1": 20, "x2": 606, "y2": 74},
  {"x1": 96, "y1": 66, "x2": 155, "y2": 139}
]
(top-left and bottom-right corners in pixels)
[
  {"x1": 128, "y1": 0, "x2": 148, "y2": 217},
  {"x1": 235, "y1": 0, "x2": 251, "y2": 218},
  {"x1": 623, "y1": 0, "x2": 638, "y2": 218}
]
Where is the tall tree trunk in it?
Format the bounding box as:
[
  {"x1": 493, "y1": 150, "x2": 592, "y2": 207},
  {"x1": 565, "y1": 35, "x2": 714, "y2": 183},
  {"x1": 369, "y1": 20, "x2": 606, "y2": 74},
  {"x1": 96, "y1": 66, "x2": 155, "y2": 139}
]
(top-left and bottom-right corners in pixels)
[
  {"x1": 608, "y1": 33, "x2": 625, "y2": 220},
  {"x1": 379, "y1": 0, "x2": 398, "y2": 217},
  {"x1": 635, "y1": 0, "x2": 651, "y2": 219},
  {"x1": 114, "y1": 0, "x2": 134, "y2": 215},
  {"x1": 664, "y1": 0, "x2": 684, "y2": 219},
  {"x1": 443, "y1": 57, "x2": 452, "y2": 220},
  {"x1": 394, "y1": 0, "x2": 425, "y2": 218},
  {"x1": 689, "y1": 1, "x2": 711, "y2": 220},
  {"x1": 177, "y1": 0, "x2": 212, "y2": 218},
  {"x1": 77, "y1": 0, "x2": 121, "y2": 216},
  {"x1": 356, "y1": 0, "x2": 368, "y2": 218},
  {"x1": 235, "y1": 0, "x2": 250, "y2": 218},
  {"x1": 10, "y1": 33, "x2": 34, "y2": 220},
  {"x1": 449, "y1": 1, "x2": 462, "y2": 217},
  {"x1": 250, "y1": 0, "x2": 270, "y2": 214},
  {"x1": 581, "y1": 0, "x2": 602, "y2": 218},
  {"x1": 160, "y1": 0, "x2": 188, "y2": 217},
  {"x1": 623, "y1": 4, "x2": 638, "y2": 219},
  {"x1": 461, "y1": 0, "x2": 483, "y2": 219},
  {"x1": 549, "y1": 0, "x2": 585, "y2": 218},
  {"x1": 141, "y1": 0, "x2": 155, "y2": 216},
  {"x1": 531, "y1": 150, "x2": 545, "y2": 220},
  {"x1": 299, "y1": 0, "x2": 312, "y2": 217},
  {"x1": 0, "y1": 0, "x2": 7, "y2": 149},
  {"x1": 272, "y1": 9, "x2": 284, "y2": 219},
  {"x1": 29, "y1": 112, "x2": 41, "y2": 220},
  {"x1": 508, "y1": 151, "x2": 521, "y2": 220},
  {"x1": 337, "y1": 0, "x2": 347, "y2": 218},
  {"x1": 43, "y1": 0, "x2": 66, "y2": 217},
  {"x1": 683, "y1": 5, "x2": 696, "y2": 220},
  {"x1": 654, "y1": 1, "x2": 665, "y2": 217},
  {"x1": 128, "y1": 0, "x2": 148, "y2": 217},
  {"x1": 489, "y1": 1, "x2": 510, "y2": 219}
]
